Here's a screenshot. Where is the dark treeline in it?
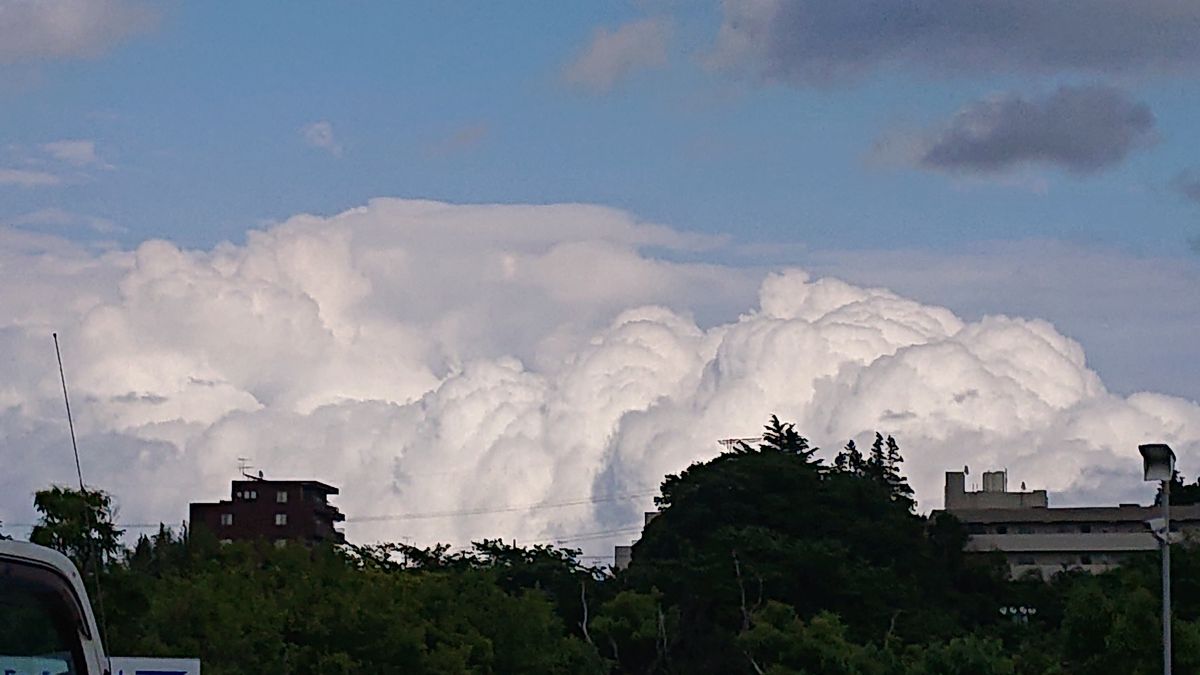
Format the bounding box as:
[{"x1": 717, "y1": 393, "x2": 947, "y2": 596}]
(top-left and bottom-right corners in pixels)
[{"x1": 11, "y1": 416, "x2": 1200, "y2": 674}]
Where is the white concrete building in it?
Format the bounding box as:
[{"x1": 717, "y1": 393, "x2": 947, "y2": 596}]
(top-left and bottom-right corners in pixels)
[{"x1": 940, "y1": 469, "x2": 1200, "y2": 578}]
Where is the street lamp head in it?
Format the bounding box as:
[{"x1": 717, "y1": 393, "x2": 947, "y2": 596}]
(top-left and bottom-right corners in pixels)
[{"x1": 1139, "y1": 443, "x2": 1176, "y2": 483}]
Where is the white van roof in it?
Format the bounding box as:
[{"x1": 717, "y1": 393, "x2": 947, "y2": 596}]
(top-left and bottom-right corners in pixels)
[{"x1": 0, "y1": 539, "x2": 104, "y2": 647}]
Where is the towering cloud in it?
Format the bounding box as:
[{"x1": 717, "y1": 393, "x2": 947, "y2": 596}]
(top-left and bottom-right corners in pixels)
[{"x1": 1, "y1": 199, "x2": 1196, "y2": 557}]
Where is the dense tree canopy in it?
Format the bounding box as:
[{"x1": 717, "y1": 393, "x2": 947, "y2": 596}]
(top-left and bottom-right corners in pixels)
[{"x1": 15, "y1": 417, "x2": 1200, "y2": 674}]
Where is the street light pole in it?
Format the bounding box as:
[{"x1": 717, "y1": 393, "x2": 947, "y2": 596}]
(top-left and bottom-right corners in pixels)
[
  {"x1": 1162, "y1": 477, "x2": 1171, "y2": 675},
  {"x1": 1140, "y1": 443, "x2": 1176, "y2": 675}
]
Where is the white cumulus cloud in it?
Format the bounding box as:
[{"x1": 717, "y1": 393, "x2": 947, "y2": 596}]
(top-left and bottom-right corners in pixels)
[{"x1": 0, "y1": 199, "x2": 1196, "y2": 561}]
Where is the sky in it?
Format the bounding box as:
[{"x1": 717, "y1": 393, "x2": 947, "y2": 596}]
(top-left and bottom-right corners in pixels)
[{"x1": 2, "y1": 1, "x2": 1200, "y2": 559}]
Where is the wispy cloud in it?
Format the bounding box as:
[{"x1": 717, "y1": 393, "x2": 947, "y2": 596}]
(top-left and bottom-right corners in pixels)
[
  {"x1": 563, "y1": 17, "x2": 671, "y2": 93},
  {"x1": 42, "y1": 139, "x2": 111, "y2": 168},
  {"x1": 0, "y1": 0, "x2": 159, "y2": 64},
  {"x1": 0, "y1": 168, "x2": 61, "y2": 187},
  {"x1": 428, "y1": 123, "x2": 489, "y2": 157},
  {"x1": 302, "y1": 120, "x2": 343, "y2": 156},
  {"x1": 7, "y1": 207, "x2": 124, "y2": 234}
]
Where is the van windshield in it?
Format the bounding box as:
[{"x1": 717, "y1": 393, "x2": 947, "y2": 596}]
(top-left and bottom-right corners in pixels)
[{"x1": 0, "y1": 559, "x2": 86, "y2": 675}]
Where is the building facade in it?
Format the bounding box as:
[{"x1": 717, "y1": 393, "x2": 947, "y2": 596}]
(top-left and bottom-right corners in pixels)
[
  {"x1": 940, "y1": 469, "x2": 1200, "y2": 578},
  {"x1": 613, "y1": 511, "x2": 659, "y2": 571},
  {"x1": 189, "y1": 478, "x2": 346, "y2": 546}
]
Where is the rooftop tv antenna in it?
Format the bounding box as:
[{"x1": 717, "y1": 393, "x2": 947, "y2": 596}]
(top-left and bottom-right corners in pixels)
[{"x1": 238, "y1": 457, "x2": 263, "y2": 480}]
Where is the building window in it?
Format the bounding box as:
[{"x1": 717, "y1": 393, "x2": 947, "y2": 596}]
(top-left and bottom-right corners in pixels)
[
  {"x1": 995, "y1": 526, "x2": 1008, "y2": 534},
  {"x1": 1017, "y1": 526, "x2": 1033, "y2": 534},
  {"x1": 276, "y1": 490, "x2": 288, "y2": 504},
  {"x1": 1080, "y1": 524, "x2": 1091, "y2": 533},
  {"x1": 247, "y1": 490, "x2": 257, "y2": 500},
  {"x1": 275, "y1": 513, "x2": 288, "y2": 526},
  {"x1": 220, "y1": 513, "x2": 233, "y2": 526},
  {"x1": 1080, "y1": 555, "x2": 1092, "y2": 565},
  {"x1": 1016, "y1": 556, "x2": 1036, "y2": 566}
]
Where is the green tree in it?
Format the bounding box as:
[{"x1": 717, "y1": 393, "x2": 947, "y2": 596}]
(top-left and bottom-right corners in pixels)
[
  {"x1": 1158, "y1": 470, "x2": 1200, "y2": 506},
  {"x1": 29, "y1": 485, "x2": 124, "y2": 573},
  {"x1": 622, "y1": 417, "x2": 1004, "y2": 674},
  {"x1": 834, "y1": 439, "x2": 866, "y2": 476},
  {"x1": 760, "y1": 415, "x2": 818, "y2": 461},
  {"x1": 591, "y1": 589, "x2": 678, "y2": 673}
]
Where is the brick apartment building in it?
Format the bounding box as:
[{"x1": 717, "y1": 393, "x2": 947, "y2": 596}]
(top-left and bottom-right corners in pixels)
[{"x1": 190, "y1": 477, "x2": 346, "y2": 546}]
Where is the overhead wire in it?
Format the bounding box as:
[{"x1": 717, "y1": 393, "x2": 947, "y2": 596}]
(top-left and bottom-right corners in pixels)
[{"x1": 7, "y1": 487, "x2": 659, "y2": 531}]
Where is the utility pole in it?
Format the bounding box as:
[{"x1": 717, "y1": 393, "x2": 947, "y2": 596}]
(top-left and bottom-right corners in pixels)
[
  {"x1": 1139, "y1": 443, "x2": 1175, "y2": 675},
  {"x1": 1162, "y1": 477, "x2": 1171, "y2": 675}
]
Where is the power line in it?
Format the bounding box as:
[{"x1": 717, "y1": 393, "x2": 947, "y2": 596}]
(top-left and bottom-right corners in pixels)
[
  {"x1": 5, "y1": 522, "x2": 166, "y2": 529},
  {"x1": 7, "y1": 488, "x2": 659, "y2": 531},
  {"x1": 529, "y1": 526, "x2": 644, "y2": 545},
  {"x1": 346, "y1": 489, "x2": 658, "y2": 523}
]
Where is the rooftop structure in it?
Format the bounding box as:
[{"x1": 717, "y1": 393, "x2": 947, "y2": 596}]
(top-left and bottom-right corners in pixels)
[
  {"x1": 613, "y1": 511, "x2": 660, "y2": 571},
  {"x1": 189, "y1": 477, "x2": 346, "y2": 546},
  {"x1": 940, "y1": 469, "x2": 1200, "y2": 578}
]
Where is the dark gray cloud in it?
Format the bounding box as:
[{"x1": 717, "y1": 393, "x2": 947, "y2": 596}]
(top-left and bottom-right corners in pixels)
[
  {"x1": 715, "y1": 0, "x2": 1200, "y2": 85},
  {"x1": 1173, "y1": 169, "x2": 1200, "y2": 205},
  {"x1": 900, "y1": 85, "x2": 1155, "y2": 174}
]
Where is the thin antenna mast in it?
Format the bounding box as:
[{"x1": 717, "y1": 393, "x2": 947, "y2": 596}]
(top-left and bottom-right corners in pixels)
[
  {"x1": 53, "y1": 333, "x2": 86, "y2": 493},
  {"x1": 52, "y1": 333, "x2": 112, "y2": 659}
]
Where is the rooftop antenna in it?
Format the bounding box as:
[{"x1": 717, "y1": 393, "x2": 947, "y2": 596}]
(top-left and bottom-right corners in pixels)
[
  {"x1": 53, "y1": 333, "x2": 111, "y2": 666},
  {"x1": 237, "y1": 457, "x2": 263, "y2": 480}
]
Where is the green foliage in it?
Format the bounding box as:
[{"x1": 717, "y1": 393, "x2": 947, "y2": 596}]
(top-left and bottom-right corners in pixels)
[
  {"x1": 590, "y1": 589, "x2": 677, "y2": 672},
  {"x1": 104, "y1": 536, "x2": 605, "y2": 675},
  {"x1": 1159, "y1": 470, "x2": 1200, "y2": 506},
  {"x1": 23, "y1": 416, "x2": 1200, "y2": 674},
  {"x1": 624, "y1": 425, "x2": 1005, "y2": 673},
  {"x1": 29, "y1": 485, "x2": 124, "y2": 573}
]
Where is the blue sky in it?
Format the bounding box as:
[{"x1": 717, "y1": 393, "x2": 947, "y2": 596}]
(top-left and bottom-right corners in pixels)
[
  {"x1": 4, "y1": 1, "x2": 1198, "y2": 251},
  {"x1": 2, "y1": 0, "x2": 1200, "y2": 397}
]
